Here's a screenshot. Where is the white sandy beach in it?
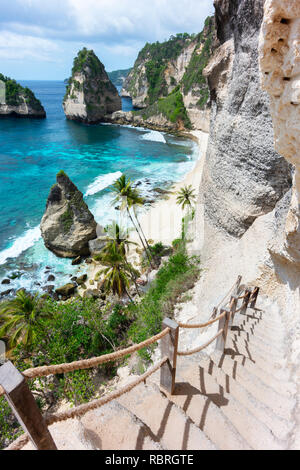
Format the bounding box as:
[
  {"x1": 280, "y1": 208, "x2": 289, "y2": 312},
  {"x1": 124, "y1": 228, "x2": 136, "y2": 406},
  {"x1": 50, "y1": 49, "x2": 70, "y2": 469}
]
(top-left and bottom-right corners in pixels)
[{"x1": 135, "y1": 130, "x2": 209, "y2": 247}]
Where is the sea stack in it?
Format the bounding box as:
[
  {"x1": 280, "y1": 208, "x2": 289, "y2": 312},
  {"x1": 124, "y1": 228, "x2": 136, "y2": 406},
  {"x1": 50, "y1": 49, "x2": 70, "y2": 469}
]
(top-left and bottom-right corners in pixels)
[
  {"x1": 0, "y1": 73, "x2": 46, "y2": 118},
  {"x1": 63, "y1": 48, "x2": 121, "y2": 124},
  {"x1": 40, "y1": 171, "x2": 97, "y2": 258}
]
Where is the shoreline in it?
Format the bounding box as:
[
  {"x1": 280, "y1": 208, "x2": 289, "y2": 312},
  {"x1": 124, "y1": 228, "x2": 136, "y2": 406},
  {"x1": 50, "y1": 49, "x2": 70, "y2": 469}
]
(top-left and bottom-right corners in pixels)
[
  {"x1": 84, "y1": 128, "x2": 209, "y2": 289},
  {"x1": 132, "y1": 129, "x2": 208, "y2": 247}
]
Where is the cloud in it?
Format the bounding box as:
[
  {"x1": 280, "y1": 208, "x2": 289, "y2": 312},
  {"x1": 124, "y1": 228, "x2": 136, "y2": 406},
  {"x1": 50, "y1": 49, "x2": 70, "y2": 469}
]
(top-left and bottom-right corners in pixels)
[
  {"x1": 0, "y1": 31, "x2": 58, "y2": 62},
  {"x1": 0, "y1": 0, "x2": 214, "y2": 78}
]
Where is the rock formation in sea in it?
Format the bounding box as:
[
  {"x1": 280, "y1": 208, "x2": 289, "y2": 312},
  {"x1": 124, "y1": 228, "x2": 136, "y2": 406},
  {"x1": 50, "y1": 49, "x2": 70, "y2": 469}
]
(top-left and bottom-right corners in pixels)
[
  {"x1": 63, "y1": 48, "x2": 121, "y2": 124},
  {"x1": 0, "y1": 74, "x2": 46, "y2": 118},
  {"x1": 40, "y1": 171, "x2": 97, "y2": 258},
  {"x1": 119, "y1": 20, "x2": 216, "y2": 131},
  {"x1": 198, "y1": 0, "x2": 292, "y2": 238}
]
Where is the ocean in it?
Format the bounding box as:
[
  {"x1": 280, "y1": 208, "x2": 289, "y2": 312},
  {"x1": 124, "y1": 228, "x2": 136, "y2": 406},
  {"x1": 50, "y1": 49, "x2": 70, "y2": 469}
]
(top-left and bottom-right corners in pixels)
[{"x1": 0, "y1": 81, "x2": 197, "y2": 294}]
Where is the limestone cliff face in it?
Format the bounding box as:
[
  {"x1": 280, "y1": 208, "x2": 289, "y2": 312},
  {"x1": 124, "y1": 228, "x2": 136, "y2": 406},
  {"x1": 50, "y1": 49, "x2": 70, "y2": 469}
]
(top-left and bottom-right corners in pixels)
[
  {"x1": 259, "y1": 0, "x2": 300, "y2": 264},
  {"x1": 63, "y1": 48, "x2": 121, "y2": 124},
  {"x1": 40, "y1": 171, "x2": 97, "y2": 258},
  {"x1": 121, "y1": 21, "x2": 215, "y2": 131},
  {"x1": 0, "y1": 74, "x2": 46, "y2": 118},
  {"x1": 199, "y1": 0, "x2": 292, "y2": 238}
]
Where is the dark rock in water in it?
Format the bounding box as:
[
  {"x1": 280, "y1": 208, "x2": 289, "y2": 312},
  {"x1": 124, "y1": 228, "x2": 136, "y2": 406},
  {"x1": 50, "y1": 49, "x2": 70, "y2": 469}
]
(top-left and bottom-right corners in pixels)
[
  {"x1": 43, "y1": 285, "x2": 55, "y2": 294},
  {"x1": 71, "y1": 276, "x2": 78, "y2": 282},
  {"x1": 85, "y1": 258, "x2": 93, "y2": 264},
  {"x1": 0, "y1": 289, "x2": 13, "y2": 297},
  {"x1": 40, "y1": 171, "x2": 97, "y2": 258},
  {"x1": 34, "y1": 282, "x2": 41, "y2": 287},
  {"x1": 1, "y1": 279, "x2": 10, "y2": 285},
  {"x1": 55, "y1": 283, "x2": 76, "y2": 298},
  {"x1": 63, "y1": 48, "x2": 121, "y2": 124},
  {"x1": 47, "y1": 275, "x2": 55, "y2": 282},
  {"x1": 77, "y1": 274, "x2": 88, "y2": 285},
  {"x1": 46, "y1": 266, "x2": 52, "y2": 270},
  {"x1": 72, "y1": 256, "x2": 82, "y2": 266}
]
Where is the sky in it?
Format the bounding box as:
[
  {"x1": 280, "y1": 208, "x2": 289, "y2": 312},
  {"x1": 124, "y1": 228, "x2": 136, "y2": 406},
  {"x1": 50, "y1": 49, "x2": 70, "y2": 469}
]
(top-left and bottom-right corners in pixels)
[{"x1": 0, "y1": 0, "x2": 214, "y2": 80}]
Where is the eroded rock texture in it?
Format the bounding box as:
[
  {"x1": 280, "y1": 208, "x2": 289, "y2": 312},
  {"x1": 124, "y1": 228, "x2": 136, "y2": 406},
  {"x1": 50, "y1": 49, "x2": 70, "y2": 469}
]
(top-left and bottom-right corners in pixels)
[
  {"x1": 259, "y1": 0, "x2": 300, "y2": 263},
  {"x1": 40, "y1": 171, "x2": 97, "y2": 258},
  {"x1": 200, "y1": 0, "x2": 292, "y2": 238}
]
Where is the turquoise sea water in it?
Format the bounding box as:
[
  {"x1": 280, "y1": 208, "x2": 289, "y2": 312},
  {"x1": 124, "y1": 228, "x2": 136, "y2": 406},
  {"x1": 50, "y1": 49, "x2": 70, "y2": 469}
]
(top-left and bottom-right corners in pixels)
[{"x1": 0, "y1": 81, "x2": 197, "y2": 294}]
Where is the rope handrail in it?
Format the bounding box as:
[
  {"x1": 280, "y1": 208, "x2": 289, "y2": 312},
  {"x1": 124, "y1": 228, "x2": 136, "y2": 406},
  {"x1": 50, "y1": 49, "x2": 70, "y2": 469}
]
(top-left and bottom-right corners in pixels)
[
  {"x1": 0, "y1": 328, "x2": 170, "y2": 398},
  {"x1": 177, "y1": 329, "x2": 223, "y2": 357},
  {"x1": 178, "y1": 310, "x2": 227, "y2": 329},
  {"x1": 5, "y1": 356, "x2": 169, "y2": 451}
]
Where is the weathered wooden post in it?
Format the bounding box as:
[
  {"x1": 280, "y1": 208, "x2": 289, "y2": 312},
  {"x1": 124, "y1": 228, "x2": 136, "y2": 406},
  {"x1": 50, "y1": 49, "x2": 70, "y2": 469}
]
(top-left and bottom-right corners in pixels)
[
  {"x1": 160, "y1": 318, "x2": 179, "y2": 395},
  {"x1": 234, "y1": 275, "x2": 242, "y2": 295},
  {"x1": 0, "y1": 361, "x2": 57, "y2": 450},
  {"x1": 241, "y1": 289, "x2": 251, "y2": 315},
  {"x1": 229, "y1": 295, "x2": 238, "y2": 324},
  {"x1": 250, "y1": 287, "x2": 260, "y2": 309},
  {"x1": 216, "y1": 309, "x2": 231, "y2": 352}
]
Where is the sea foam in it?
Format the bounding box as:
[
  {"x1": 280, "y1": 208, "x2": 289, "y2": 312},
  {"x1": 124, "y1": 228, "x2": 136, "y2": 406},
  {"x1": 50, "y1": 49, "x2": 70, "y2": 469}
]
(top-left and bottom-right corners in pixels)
[
  {"x1": 141, "y1": 131, "x2": 166, "y2": 143},
  {"x1": 0, "y1": 226, "x2": 41, "y2": 265},
  {"x1": 85, "y1": 171, "x2": 123, "y2": 197}
]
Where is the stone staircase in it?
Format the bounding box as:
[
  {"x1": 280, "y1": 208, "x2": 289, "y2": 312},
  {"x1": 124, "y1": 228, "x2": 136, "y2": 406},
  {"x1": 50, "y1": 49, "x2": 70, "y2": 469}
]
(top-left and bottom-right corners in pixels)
[{"x1": 23, "y1": 296, "x2": 296, "y2": 450}]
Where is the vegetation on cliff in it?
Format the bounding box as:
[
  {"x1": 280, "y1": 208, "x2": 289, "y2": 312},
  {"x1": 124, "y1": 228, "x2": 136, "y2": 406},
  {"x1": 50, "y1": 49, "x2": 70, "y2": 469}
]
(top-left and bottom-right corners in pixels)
[
  {"x1": 108, "y1": 68, "x2": 132, "y2": 87},
  {"x1": 136, "y1": 86, "x2": 192, "y2": 129},
  {"x1": 122, "y1": 17, "x2": 215, "y2": 128},
  {"x1": 181, "y1": 16, "x2": 215, "y2": 108},
  {"x1": 0, "y1": 73, "x2": 45, "y2": 112}
]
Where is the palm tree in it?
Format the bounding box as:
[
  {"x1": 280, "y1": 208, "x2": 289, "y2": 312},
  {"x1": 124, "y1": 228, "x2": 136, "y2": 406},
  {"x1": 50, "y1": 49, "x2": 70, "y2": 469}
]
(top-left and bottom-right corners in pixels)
[
  {"x1": 176, "y1": 185, "x2": 196, "y2": 211},
  {"x1": 96, "y1": 222, "x2": 141, "y2": 296},
  {"x1": 111, "y1": 174, "x2": 153, "y2": 267},
  {"x1": 0, "y1": 290, "x2": 50, "y2": 348},
  {"x1": 97, "y1": 243, "x2": 140, "y2": 302},
  {"x1": 176, "y1": 185, "x2": 196, "y2": 240}
]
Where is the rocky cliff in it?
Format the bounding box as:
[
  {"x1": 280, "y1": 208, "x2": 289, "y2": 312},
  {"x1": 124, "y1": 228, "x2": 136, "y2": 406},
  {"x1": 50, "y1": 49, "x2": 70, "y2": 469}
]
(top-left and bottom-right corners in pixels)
[
  {"x1": 121, "y1": 21, "x2": 215, "y2": 131},
  {"x1": 0, "y1": 74, "x2": 46, "y2": 118},
  {"x1": 198, "y1": 0, "x2": 292, "y2": 238},
  {"x1": 259, "y1": 0, "x2": 300, "y2": 265},
  {"x1": 63, "y1": 48, "x2": 121, "y2": 124},
  {"x1": 40, "y1": 171, "x2": 97, "y2": 258}
]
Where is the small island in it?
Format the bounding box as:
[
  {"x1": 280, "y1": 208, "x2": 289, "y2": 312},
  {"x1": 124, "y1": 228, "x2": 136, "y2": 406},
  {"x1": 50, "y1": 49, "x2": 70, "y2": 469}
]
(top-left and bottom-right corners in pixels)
[
  {"x1": 63, "y1": 48, "x2": 121, "y2": 124},
  {"x1": 0, "y1": 74, "x2": 46, "y2": 118}
]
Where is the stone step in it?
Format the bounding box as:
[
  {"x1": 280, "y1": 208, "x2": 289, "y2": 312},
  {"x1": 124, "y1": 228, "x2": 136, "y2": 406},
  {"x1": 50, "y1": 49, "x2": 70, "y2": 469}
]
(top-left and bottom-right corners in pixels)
[
  {"x1": 228, "y1": 331, "x2": 286, "y2": 361},
  {"x1": 197, "y1": 358, "x2": 294, "y2": 441},
  {"x1": 231, "y1": 327, "x2": 287, "y2": 354},
  {"x1": 226, "y1": 336, "x2": 288, "y2": 370},
  {"x1": 80, "y1": 400, "x2": 163, "y2": 450},
  {"x1": 175, "y1": 363, "x2": 285, "y2": 450},
  {"x1": 210, "y1": 348, "x2": 291, "y2": 382},
  {"x1": 156, "y1": 382, "x2": 251, "y2": 450},
  {"x1": 235, "y1": 313, "x2": 285, "y2": 337},
  {"x1": 233, "y1": 322, "x2": 286, "y2": 347},
  {"x1": 210, "y1": 350, "x2": 295, "y2": 396},
  {"x1": 117, "y1": 382, "x2": 216, "y2": 450}
]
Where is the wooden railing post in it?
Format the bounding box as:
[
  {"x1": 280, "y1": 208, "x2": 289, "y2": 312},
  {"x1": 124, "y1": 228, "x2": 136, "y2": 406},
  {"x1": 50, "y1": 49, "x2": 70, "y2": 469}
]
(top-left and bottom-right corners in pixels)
[
  {"x1": 234, "y1": 275, "x2": 242, "y2": 295},
  {"x1": 0, "y1": 361, "x2": 57, "y2": 450},
  {"x1": 216, "y1": 309, "x2": 231, "y2": 352},
  {"x1": 229, "y1": 295, "x2": 238, "y2": 323},
  {"x1": 250, "y1": 287, "x2": 260, "y2": 309},
  {"x1": 241, "y1": 289, "x2": 251, "y2": 315},
  {"x1": 160, "y1": 318, "x2": 179, "y2": 395}
]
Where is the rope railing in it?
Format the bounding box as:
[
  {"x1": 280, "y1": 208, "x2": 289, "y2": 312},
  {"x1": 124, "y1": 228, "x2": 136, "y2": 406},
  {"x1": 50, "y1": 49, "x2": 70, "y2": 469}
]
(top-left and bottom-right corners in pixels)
[
  {"x1": 5, "y1": 357, "x2": 169, "y2": 451},
  {"x1": 178, "y1": 310, "x2": 226, "y2": 329},
  {"x1": 1, "y1": 276, "x2": 261, "y2": 451},
  {"x1": 177, "y1": 329, "x2": 224, "y2": 357}
]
